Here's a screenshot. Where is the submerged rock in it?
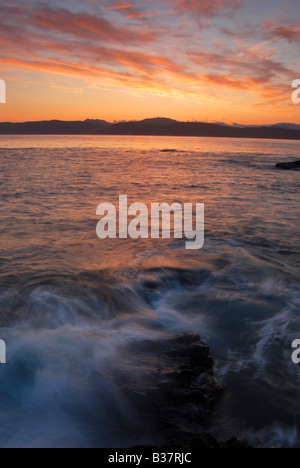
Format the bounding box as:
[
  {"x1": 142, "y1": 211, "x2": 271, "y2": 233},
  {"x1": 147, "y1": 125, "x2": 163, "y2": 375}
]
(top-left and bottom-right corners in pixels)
[{"x1": 275, "y1": 160, "x2": 300, "y2": 170}]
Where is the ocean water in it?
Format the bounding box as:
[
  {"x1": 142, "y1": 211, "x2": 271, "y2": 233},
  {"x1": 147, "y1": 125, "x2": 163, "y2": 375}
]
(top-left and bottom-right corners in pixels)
[{"x1": 0, "y1": 135, "x2": 299, "y2": 448}]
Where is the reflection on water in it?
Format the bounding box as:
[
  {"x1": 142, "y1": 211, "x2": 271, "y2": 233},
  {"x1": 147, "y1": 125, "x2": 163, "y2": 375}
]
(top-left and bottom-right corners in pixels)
[{"x1": 0, "y1": 135, "x2": 299, "y2": 448}]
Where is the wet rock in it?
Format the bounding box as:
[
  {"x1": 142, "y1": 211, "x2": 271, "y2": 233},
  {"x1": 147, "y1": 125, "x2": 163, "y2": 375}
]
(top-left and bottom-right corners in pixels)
[
  {"x1": 123, "y1": 333, "x2": 253, "y2": 448},
  {"x1": 275, "y1": 160, "x2": 300, "y2": 170},
  {"x1": 123, "y1": 334, "x2": 223, "y2": 436},
  {"x1": 134, "y1": 433, "x2": 252, "y2": 449},
  {"x1": 222, "y1": 437, "x2": 252, "y2": 449}
]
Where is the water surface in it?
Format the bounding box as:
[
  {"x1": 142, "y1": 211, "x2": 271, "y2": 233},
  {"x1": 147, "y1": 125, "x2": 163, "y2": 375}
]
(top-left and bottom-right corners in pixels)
[{"x1": 0, "y1": 135, "x2": 299, "y2": 448}]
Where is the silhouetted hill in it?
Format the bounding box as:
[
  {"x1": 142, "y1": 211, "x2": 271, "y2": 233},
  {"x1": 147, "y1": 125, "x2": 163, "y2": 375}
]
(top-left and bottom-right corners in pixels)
[
  {"x1": 270, "y1": 123, "x2": 300, "y2": 130},
  {"x1": 140, "y1": 118, "x2": 178, "y2": 126},
  {"x1": 103, "y1": 120, "x2": 300, "y2": 140},
  {"x1": 0, "y1": 118, "x2": 299, "y2": 140}
]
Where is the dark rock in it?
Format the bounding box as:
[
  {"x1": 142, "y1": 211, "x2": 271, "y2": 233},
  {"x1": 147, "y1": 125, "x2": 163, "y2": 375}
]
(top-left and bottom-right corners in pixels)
[
  {"x1": 158, "y1": 433, "x2": 222, "y2": 449},
  {"x1": 133, "y1": 433, "x2": 252, "y2": 449},
  {"x1": 160, "y1": 149, "x2": 178, "y2": 153},
  {"x1": 122, "y1": 334, "x2": 223, "y2": 435},
  {"x1": 126, "y1": 333, "x2": 252, "y2": 449},
  {"x1": 275, "y1": 160, "x2": 300, "y2": 170},
  {"x1": 222, "y1": 437, "x2": 252, "y2": 449}
]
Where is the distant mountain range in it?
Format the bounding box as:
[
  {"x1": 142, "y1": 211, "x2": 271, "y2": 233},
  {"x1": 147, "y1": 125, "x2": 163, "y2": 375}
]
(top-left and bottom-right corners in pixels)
[{"x1": 0, "y1": 118, "x2": 300, "y2": 140}]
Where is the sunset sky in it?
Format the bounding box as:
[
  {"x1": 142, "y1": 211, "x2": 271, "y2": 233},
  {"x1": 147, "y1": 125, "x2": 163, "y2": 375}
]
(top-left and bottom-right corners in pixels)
[{"x1": 0, "y1": 0, "x2": 300, "y2": 124}]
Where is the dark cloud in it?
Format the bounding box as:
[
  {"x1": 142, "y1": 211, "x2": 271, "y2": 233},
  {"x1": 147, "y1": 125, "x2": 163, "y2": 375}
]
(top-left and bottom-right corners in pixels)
[{"x1": 263, "y1": 21, "x2": 300, "y2": 43}]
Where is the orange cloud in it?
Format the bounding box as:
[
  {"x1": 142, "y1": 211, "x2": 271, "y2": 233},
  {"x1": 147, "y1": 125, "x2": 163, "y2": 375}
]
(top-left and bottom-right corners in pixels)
[
  {"x1": 0, "y1": 0, "x2": 297, "y2": 124},
  {"x1": 106, "y1": 2, "x2": 134, "y2": 10},
  {"x1": 169, "y1": 0, "x2": 243, "y2": 17},
  {"x1": 0, "y1": 12, "x2": 292, "y2": 111},
  {"x1": 0, "y1": 5, "x2": 156, "y2": 45},
  {"x1": 190, "y1": 49, "x2": 292, "y2": 84},
  {"x1": 37, "y1": 8, "x2": 156, "y2": 43},
  {"x1": 263, "y1": 21, "x2": 300, "y2": 42}
]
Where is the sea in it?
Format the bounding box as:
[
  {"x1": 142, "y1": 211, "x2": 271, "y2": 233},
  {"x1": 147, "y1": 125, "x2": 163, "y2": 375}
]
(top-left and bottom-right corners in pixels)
[{"x1": 0, "y1": 135, "x2": 299, "y2": 448}]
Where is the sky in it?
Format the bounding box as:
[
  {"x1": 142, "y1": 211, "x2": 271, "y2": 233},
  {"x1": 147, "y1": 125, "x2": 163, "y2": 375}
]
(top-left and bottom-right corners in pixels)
[{"x1": 0, "y1": 0, "x2": 300, "y2": 124}]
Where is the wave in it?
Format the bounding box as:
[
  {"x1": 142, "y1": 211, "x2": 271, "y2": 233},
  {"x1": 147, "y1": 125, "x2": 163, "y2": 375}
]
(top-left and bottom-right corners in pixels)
[{"x1": 0, "y1": 239, "x2": 299, "y2": 447}]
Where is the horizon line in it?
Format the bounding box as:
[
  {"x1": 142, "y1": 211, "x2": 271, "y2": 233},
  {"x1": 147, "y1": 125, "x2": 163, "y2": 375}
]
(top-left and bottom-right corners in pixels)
[{"x1": 1, "y1": 118, "x2": 300, "y2": 128}]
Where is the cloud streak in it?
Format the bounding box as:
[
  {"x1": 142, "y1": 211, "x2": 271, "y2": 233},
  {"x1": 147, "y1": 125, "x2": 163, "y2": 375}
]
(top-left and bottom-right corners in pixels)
[{"x1": 169, "y1": 0, "x2": 243, "y2": 17}]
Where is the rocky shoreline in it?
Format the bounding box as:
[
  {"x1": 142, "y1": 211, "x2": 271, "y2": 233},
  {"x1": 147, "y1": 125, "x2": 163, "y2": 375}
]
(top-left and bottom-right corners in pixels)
[{"x1": 128, "y1": 334, "x2": 251, "y2": 449}]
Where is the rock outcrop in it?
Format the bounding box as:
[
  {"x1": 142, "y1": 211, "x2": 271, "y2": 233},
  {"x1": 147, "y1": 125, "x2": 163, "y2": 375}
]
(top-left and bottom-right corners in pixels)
[
  {"x1": 127, "y1": 334, "x2": 252, "y2": 448},
  {"x1": 125, "y1": 334, "x2": 223, "y2": 433},
  {"x1": 275, "y1": 160, "x2": 300, "y2": 170}
]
